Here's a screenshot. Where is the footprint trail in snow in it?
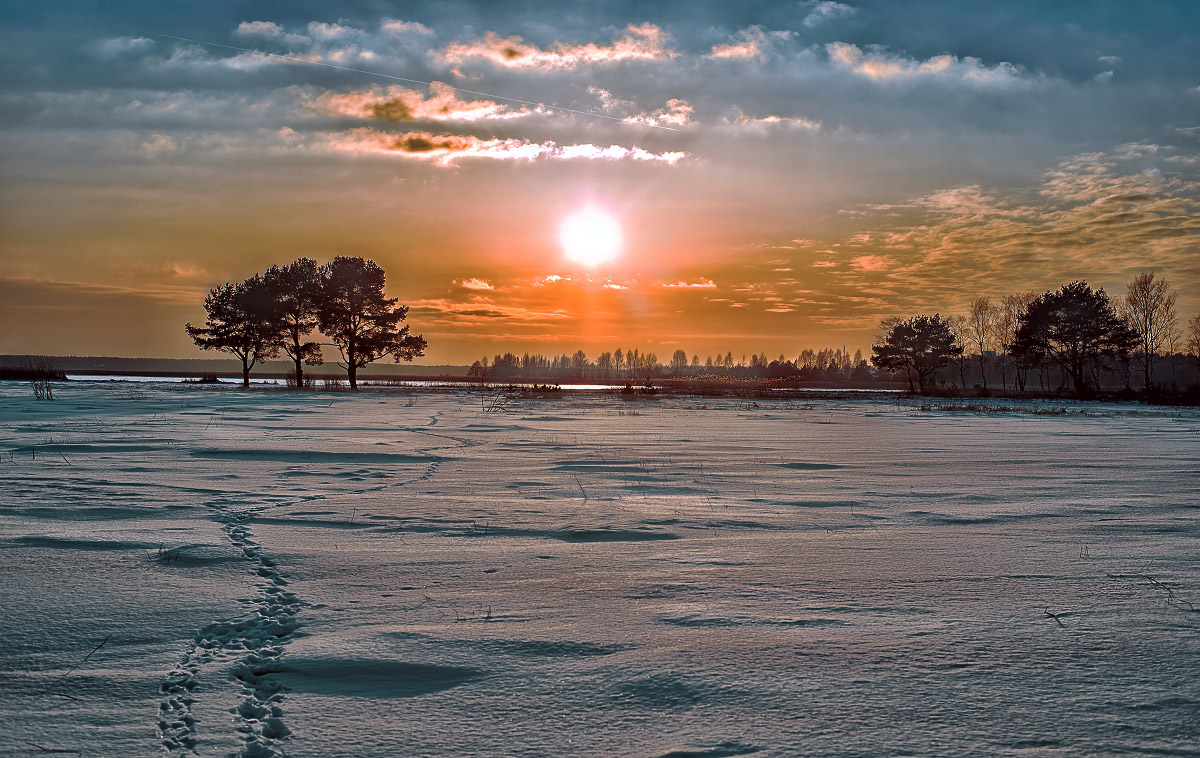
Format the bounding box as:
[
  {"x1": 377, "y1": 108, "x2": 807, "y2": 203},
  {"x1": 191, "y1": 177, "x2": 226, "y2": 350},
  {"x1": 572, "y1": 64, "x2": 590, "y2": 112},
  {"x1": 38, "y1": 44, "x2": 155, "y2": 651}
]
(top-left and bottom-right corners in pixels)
[{"x1": 158, "y1": 499, "x2": 303, "y2": 757}]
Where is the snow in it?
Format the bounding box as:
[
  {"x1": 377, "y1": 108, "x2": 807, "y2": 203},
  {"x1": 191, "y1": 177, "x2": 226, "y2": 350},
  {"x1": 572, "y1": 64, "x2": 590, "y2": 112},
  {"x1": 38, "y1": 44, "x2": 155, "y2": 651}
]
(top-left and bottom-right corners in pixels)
[{"x1": 1, "y1": 383, "x2": 1197, "y2": 757}]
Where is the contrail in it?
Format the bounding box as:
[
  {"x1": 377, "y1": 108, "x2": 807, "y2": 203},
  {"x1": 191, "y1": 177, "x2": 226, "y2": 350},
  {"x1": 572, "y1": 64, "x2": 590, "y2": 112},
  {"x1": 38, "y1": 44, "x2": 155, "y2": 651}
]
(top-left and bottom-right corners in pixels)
[{"x1": 132, "y1": 29, "x2": 681, "y2": 132}]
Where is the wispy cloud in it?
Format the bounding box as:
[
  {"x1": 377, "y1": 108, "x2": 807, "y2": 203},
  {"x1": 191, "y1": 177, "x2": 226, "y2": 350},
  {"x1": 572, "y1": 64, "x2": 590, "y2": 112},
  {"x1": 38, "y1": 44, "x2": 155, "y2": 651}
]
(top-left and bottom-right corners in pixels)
[
  {"x1": 826, "y1": 42, "x2": 1026, "y2": 86},
  {"x1": 804, "y1": 2, "x2": 857, "y2": 27},
  {"x1": 726, "y1": 110, "x2": 821, "y2": 131}
]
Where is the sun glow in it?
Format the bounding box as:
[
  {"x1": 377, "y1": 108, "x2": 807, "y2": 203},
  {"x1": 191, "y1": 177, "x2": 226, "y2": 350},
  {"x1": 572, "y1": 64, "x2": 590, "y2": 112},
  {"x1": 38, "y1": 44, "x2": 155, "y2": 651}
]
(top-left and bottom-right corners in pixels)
[{"x1": 560, "y1": 207, "x2": 622, "y2": 266}]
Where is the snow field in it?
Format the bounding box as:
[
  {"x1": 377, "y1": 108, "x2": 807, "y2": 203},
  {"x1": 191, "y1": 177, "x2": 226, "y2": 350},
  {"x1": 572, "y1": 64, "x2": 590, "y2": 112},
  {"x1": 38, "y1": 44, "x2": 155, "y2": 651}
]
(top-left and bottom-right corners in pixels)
[{"x1": 0, "y1": 383, "x2": 1197, "y2": 757}]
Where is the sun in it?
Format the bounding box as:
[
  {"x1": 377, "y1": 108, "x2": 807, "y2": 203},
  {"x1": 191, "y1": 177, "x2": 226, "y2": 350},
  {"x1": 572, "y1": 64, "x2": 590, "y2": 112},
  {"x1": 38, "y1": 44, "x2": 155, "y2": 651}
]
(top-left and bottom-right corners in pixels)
[{"x1": 560, "y1": 206, "x2": 622, "y2": 266}]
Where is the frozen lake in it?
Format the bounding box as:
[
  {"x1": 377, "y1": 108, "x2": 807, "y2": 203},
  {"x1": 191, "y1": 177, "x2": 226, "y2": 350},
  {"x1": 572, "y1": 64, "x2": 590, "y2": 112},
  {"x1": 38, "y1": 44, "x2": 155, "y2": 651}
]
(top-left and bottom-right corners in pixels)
[{"x1": 1, "y1": 383, "x2": 1197, "y2": 757}]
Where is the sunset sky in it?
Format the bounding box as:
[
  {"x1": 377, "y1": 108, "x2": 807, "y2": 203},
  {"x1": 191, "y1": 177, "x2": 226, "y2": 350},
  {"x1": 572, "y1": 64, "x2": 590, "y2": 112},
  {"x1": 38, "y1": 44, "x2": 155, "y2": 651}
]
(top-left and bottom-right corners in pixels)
[{"x1": 2, "y1": 1, "x2": 1198, "y2": 363}]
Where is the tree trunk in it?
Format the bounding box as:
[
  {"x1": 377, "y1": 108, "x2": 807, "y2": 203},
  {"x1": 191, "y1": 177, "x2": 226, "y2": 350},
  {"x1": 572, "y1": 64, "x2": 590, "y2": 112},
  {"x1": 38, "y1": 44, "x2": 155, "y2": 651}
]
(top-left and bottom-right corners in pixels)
[
  {"x1": 906, "y1": 364, "x2": 915, "y2": 393},
  {"x1": 347, "y1": 363, "x2": 358, "y2": 390},
  {"x1": 242, "y1": 360, "x2": 251, "y2": 389},
  {"x1": 293, "y1": 356, "x2": 304, "y2": 390}
]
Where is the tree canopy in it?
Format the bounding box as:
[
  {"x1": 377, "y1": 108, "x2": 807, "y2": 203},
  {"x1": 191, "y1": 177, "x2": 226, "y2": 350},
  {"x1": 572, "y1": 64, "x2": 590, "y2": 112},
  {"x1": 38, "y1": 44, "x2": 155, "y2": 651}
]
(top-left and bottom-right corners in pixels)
[
  {"x1": 317, "y1": 256, "x2": 427, "y2": 388},
  {"x1": 1010, "y1": 281, "x2": 1136, "y2": 397},
  {"x1": 263, "y1": 258, "x2": 324, "y2": 388},
  {"x1": 871, "y1": 314, "x2": 962, "y2": 394},
  {"x1": 185, "y1": 275, "x2": 281, "y2": 387}
]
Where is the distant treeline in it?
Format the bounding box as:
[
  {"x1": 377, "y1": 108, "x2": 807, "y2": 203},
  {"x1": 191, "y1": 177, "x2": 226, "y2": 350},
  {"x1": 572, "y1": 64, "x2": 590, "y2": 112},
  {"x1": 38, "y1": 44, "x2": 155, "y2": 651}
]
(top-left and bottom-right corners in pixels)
[
  {"x1": 469, "y1": 274, "x2": 1200, "y2": 401},
  {"x1": 469, "y1": 346, "x2": 876, "y2": 384}
]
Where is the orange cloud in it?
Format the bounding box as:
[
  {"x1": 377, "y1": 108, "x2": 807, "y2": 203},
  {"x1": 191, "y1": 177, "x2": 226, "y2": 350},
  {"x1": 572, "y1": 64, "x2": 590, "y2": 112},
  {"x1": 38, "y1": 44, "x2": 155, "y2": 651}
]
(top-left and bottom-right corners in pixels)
[
  {"x1": 322, "y1": 128, "x2": 687, "y2": 166},
  {"x1": 663, "y1": 278, "x2": 717, "y2": 288},
  {"x1": 439, "y1": 24, "x2": 675, "y2": 70},
  {"x1": 308, "y1": 82, "x2": 539, "y2": 122},
  {"x1": 457, "y1": 277, "x2": 495, "y2": 290},
  {"x1": 849, "y1": 255, "x2": 895, "y2": 272}
]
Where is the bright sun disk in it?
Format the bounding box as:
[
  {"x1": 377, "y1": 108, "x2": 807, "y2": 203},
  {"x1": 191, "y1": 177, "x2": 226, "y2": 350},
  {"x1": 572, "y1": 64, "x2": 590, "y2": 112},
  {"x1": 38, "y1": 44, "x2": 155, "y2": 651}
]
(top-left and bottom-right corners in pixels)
[{"x1": 560, "y1": 207, "x2": 622, "y2": 266}]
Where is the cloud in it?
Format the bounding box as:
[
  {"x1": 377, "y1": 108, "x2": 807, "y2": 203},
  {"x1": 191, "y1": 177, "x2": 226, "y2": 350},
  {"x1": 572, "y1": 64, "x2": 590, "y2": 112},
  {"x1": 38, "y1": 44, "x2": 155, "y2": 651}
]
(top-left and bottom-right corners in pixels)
[
  {"x1": 322, "y1": 128, "x2": 687, "y2": 166},
  {"x1": 96, "y1": 36, "x2": 155, "y2": 57},
  {"x1": 308, "y1": 82, "x2": 539, "y2": 122},
  {"x1": 727, "y1": 110, "x2": 821, "y2": 131},
  {"x1": 439, "y1": 24, "x2": 675, "y2": 70},
  {"x1": 409, "y1": 298, "x2": 571, "y2": 325},
  {"x1": 849, "y1": 255, "x2": 894, "y2": 272},
  {"x1": 804, "y1": 2, "x2": 857, "y2": 27},
  {"x1": 663, "y1": 278, "x2": 717, "y2": 288},
  {"x1": 826, "y1": 42, "x2": 1025, "y2": 86},
  {"x1": 381, "y1": 19, "x2": 434, "y2": 36},
  {"x1": 810, "y1": 143, "x2": 1200, "y2": 315},
  {"x1": 139, "y1": 133, "x2": 176, "y2": 157},
  {"x1": 622, "y1": 98, "x2": 694, "y2": 128},
  {"x1": 236, "y1": 21, "x2": 283, "y2": 37},
  {"x1": 589, "y1": 88, "x2": 693, "y2": 127},
  {"x1": 307, "y1": 22, "x2": 363, "y2": 40},
  {"x1": 457, "y1": 278, "x2": 494, "y2": 291},
  {"x1": 708, "y1": 27, "x2": 791, "y2": 61}
]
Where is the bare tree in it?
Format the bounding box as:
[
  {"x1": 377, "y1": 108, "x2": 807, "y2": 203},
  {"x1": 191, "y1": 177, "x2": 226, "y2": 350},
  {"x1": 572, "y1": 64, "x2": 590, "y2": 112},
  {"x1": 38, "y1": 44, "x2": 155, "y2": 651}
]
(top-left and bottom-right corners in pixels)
[
  {"x1": 967, "y1": 297, "x2": 999, "y2": 390},
  {"x1": 945, "y1": 314, "x2": 970, "y2": 389},
  {"x1": 997, "y1": 291, "x2": 1037, "y2": 391},
  {"x1": 1187, "y1": 313, "x2": 1200, "y2": 384},
  {"x1": 1122, "y1": 272, "x2": 1178, "y2": 390}
]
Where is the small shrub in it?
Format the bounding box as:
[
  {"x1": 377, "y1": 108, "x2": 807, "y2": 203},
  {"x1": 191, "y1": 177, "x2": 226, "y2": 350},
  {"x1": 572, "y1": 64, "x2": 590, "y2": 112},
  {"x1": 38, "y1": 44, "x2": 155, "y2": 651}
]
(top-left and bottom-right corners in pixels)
[
  {"x1": 25, "y1": 356, "x2": 61, "y2": 401},
  {"x1": 285, "y1": 370, "x2": 317, "y2": 389}
]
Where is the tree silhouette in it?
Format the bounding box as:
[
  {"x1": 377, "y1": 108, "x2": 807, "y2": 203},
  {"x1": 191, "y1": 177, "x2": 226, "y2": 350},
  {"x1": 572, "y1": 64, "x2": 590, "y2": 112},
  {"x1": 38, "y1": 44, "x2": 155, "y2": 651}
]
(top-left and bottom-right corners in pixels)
[
  {"x1": 263, "y1": 258, "x2": 324, "y2": 389},
  {"x1": 186, "y1": 275, "x2": 281, "y2": 388},
  {"x1": 669, "y1": 349, "x2": 689, "y2": 375},
  {"x1": 1010, "y1": 281, "x2": 1136, "y2": 397},
  {"x1": 871, "y1": 314, "x2": 962, "y2": 394},
  {"x1": 317, "y1": 256, "x2": 426, "y2": 389}
]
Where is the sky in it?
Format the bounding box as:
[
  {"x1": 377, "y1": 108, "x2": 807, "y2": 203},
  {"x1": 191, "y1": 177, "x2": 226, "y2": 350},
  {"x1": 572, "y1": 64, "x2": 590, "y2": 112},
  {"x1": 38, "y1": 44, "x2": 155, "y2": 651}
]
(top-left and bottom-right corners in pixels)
[{"x1": 2, "y1": 1, "x2": 1199, "y2": 364}]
